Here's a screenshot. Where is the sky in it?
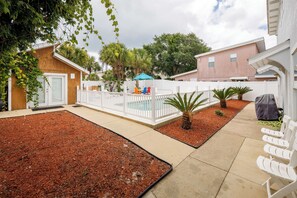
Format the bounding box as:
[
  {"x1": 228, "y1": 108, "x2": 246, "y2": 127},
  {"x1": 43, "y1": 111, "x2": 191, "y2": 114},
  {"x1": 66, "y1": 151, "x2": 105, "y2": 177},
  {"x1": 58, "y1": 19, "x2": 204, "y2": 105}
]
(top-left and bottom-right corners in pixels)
[{"x1": 77, "y1": 0, "x2": 277, "y2": 61}]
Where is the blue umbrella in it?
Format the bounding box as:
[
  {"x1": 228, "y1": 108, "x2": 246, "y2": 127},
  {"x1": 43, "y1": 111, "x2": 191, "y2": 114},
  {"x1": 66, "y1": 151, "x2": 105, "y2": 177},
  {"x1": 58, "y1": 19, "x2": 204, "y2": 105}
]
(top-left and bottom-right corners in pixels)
[{"x1": 133, "y1": 73, "x2": 154, "y2": 80}]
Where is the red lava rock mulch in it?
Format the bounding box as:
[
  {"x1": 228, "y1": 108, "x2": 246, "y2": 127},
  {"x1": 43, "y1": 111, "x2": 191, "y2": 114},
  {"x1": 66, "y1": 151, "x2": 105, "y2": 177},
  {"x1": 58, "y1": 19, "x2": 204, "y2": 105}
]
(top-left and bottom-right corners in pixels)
[
  {"x1": 0, "y1": 111, "x2": 171, "y2": 198},
  {"x1": 157, "y1": 100, "x2": 250, "y2": 148}
]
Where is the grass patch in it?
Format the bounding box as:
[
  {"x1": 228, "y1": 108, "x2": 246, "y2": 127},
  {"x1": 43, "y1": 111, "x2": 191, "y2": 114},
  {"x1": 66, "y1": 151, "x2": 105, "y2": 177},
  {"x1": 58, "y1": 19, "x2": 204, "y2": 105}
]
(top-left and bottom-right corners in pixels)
[{"x1": 258, "y1": 120, "x2": 282, "y2": 131}]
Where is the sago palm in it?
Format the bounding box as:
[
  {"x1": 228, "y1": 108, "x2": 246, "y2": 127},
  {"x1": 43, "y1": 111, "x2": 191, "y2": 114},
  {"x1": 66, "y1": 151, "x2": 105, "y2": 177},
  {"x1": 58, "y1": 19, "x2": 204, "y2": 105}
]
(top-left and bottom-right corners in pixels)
[
  {"x1": 232, "y1": 86, "x2": 252, "y2": 100},
  {"x1": 165, "y1": 92, "x2": 207, "y2": 130},
  {"x1": 213, "y1": 88, "x2": 235, "y2": 108}
]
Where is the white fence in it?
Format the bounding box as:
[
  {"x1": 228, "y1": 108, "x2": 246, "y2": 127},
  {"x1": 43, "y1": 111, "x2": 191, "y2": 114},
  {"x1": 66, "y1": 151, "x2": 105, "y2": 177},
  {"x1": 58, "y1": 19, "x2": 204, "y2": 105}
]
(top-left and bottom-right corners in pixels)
[
  {"x1": 77, "y1": 80, "x2": 279, "y2": 125},
  {"x1": 76, "y1": 87, "x2": 218, "y2": 125},
  {"x1": 124, "y1": 80, "x2": 279, "y2": 102}
]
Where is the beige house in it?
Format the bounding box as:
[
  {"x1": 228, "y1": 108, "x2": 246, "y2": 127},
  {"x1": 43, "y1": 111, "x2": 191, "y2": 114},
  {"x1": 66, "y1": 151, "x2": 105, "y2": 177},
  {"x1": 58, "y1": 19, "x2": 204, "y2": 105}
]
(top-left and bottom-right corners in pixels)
[{"x1": 171, "y1": 38, "x2": 274, "y2": 82}]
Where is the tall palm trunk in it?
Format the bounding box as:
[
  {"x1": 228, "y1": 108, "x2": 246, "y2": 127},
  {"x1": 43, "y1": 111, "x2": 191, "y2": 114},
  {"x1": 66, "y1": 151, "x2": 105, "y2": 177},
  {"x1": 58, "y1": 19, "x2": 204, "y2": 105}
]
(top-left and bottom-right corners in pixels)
[
  {"x1": 182, "y1": 112, "x2": 192, "y2": 130},
  {"x1": 220, "y1": 99, "x2": 227, "y2": 108}
]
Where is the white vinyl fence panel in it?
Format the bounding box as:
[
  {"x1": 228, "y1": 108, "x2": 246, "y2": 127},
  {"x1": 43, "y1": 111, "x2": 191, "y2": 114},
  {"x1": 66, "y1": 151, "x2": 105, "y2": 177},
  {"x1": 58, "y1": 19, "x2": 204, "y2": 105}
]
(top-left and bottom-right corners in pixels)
[{"x1": 77, "y1": 80, "x2": 279, "y2": 125}]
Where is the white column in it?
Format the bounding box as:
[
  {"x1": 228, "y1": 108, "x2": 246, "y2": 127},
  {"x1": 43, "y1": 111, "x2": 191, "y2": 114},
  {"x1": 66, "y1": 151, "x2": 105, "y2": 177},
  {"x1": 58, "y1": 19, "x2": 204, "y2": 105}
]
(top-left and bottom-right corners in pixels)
[
  {"x1": 8, "y1": 72, "x2": 12, "y2": 111},
  {"x1": 151, "y1": 87, "x2": 156, "y2": 123},
  {"x1": 76, "y1": 86, "x2": 79, "y2": 103}
]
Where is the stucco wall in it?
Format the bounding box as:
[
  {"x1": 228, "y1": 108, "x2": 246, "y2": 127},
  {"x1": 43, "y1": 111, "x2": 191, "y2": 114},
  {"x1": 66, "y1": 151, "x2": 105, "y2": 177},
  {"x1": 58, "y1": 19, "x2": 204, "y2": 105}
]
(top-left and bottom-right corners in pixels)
[
  {"x1": 174, "y1": 72, "x2": 198, "y2": 81},
  {"x1": 196, "y1": 43, "x2": 258, "y2": 81},
  {"x1": 12, "y1": 46, "x2": 81, "y2": 110}
]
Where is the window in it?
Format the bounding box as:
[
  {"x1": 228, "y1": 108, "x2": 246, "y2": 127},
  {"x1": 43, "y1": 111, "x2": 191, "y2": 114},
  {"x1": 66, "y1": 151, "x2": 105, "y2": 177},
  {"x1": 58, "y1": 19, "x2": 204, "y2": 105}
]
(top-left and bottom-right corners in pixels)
[
  {"x1": 230, "y1": 53, "x2": 237, "y2": 62},
  {"x1": 208, "y1": 57, "x2": 215, "y2": 67}
]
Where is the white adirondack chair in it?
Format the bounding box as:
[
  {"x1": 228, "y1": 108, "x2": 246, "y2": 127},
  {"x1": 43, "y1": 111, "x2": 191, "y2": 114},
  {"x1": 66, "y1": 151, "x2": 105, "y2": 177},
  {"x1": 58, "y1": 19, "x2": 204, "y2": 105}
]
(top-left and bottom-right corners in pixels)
[
  {"x1": 257, "y1": 122, "x2": 297, "y2": 198},
  {"x1": 261, "y1": 115, "x2": 291, "y2": 138},
  {"x1": 262, "y1": 120, "x2": 297, "y2": 150}
]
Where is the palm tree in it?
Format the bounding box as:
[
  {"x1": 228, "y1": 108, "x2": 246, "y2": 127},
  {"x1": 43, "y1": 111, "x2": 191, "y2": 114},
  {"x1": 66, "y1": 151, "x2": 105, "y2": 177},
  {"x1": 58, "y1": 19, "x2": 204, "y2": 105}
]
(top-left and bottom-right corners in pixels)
[
  {"x1": 127, "y1": 48, "x2": 152, "y2": 78},
  {"x1": 213, "y1": 87, "x2": 235, "y2": 108},
  {"x1": 99, "y1": 43, "x2": 128, "y2": 81},
  {"x1": 165, "y1": 92, "x2": 207, "y2": 130},
  {"x1": 232, "y1": 86, "x2": 252, "y2": 100}
]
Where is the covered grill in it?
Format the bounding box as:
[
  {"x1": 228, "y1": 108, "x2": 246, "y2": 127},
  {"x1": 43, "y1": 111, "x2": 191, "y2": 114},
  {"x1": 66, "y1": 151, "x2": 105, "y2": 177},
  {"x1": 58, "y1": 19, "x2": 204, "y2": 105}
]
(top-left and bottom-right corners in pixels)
[{"x1": 255, "y1": 94, "x2": 279, "y2": 121}]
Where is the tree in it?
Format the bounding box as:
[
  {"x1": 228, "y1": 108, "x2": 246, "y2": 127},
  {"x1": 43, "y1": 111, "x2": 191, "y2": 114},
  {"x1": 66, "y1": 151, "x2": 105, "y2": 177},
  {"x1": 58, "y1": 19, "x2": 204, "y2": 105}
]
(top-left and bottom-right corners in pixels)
[
  {"x1": 101, "y1": 70, "x2": 122, "y2": 92},
  {"x1": 0, "y1": 0, "x2": 118, "y2": 52},
  {"x1": 213, "y1": 88, "x2": 235, "y2": 108},
  {"x1": 57, "y1": 43, "x2": 101, "y2": 73},
  {"x1": 165, "y1": 92, "x2": 207, "y2": 130},
  {"x1": 0, "y1": 0, "x2": 118, "y2": 107},
  {"x1": 232, "y1": 86, "x2": 252, "y2": 100},
  {"x1": 99, "y1": 42, "x2": 128, "y2": 81},
  {"x1": 127, "y1": 48, "x2": 152, "y2": 78},
  {"x1": 144, "y1": 33, "x2": 211, "y2": 76}
]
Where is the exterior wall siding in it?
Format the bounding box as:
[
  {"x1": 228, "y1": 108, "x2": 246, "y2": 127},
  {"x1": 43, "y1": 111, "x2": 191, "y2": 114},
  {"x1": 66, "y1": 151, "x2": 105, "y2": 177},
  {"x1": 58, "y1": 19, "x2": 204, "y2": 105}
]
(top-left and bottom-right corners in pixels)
[
  {"x1": 277, "y1": 0, "x2": 297, "y2": 48},
  {"x1": 197, "y1": 43, "x2": 259, "y2": 81},
  {"x1": 11, "y1": 46, "x2": 81, "y2": 110}
]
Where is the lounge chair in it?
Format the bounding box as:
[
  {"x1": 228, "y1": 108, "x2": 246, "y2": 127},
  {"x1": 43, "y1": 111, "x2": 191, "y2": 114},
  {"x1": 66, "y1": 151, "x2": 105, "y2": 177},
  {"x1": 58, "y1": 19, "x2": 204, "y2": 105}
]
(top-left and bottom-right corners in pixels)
[
  {"x1": 263, "y1": 121, "x2": 297, "y2": 161},
  {"x1": 257, "y1": 124, "x2": 297, "y2": 198},
  {"x1": 147, "y1": 87, "x2": 151, "y2": 94},
  {"x1": 262, "y1": 119, "x2": 297, "y2": 150},
  {"x1": 142, "y1": 87, "x2": 147, "y2": 94},
  {"x1": 134, "y1": 87, "x2": 141, "y2": 94},
  {"x1": 261, "y1": 115, "x2": 291, "y2": 138}
]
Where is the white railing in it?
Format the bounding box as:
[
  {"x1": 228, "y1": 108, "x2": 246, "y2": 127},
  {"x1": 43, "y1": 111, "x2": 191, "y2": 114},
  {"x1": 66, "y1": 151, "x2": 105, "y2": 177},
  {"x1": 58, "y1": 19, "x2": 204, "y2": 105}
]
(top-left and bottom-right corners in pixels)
[{"x1": 76, "y1": 86, "x2": 218, "y2": 125}]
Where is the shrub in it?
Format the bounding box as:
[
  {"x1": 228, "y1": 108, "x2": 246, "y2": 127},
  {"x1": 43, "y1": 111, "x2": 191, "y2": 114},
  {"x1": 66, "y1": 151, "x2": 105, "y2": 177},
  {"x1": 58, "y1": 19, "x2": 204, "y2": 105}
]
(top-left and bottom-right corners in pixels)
[
  {"x1": 232, "y1": 86, "x2": 252, "y2": 100},
  {"x1": 165, "y1": 92, "x2": 208, "y2": 130},
  {"x1": 215, "y1": 110, "x2": 224, "y2": 116},
  {"x1": 212, "y1": 87, "x2": 235, "y2": 108}
]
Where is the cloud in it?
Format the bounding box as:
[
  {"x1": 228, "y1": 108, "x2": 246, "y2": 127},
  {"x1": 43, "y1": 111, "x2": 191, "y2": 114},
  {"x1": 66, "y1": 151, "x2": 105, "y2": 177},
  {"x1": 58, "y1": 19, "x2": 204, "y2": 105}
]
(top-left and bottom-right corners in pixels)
[{"x1": 75, "y1": 0, "x2": 276, "y2": 60}]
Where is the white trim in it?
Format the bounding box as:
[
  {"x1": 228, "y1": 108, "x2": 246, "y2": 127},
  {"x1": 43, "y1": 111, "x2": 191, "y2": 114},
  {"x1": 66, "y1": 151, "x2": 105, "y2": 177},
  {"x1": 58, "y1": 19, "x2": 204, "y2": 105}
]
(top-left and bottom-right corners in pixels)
[
  {"x1": 28, "y1": 73, "x2": 68, "y2": 108},
  {"x1": 80, "y1": 71, "x2": 83, "y2": 90},
  {"x1": 267, "y1": 0, "x2": 280, "y2": 35},
  {"x1": 44, "y1": 73, "x2": 68, "y2": 106},
  {"x1": 294, "y1": 82, "x2": 297, "y2": 90},
  {"x1": 53, "y1": 52, "x2": 90, "y2": 74},
  {"x1": 255, "y1": 75, "x2": 277, "y2": 79},
  {"x1": 171, "y1": 69, "x2": 197, "y2": 78},
  {"x1": 195, "y1": 37, "x2": 265, "y2": 58},
  {"x1": 248, "y1": 40, "x2": 290, "y2": 70},
  {"x1": 291, "y1": 41, "x2": 297, "y2": 55},
  {"x1": 8, "y1": 71, "x2": 12, "y2": 111},
  {"x1": 229, "y1": 76, "x2": 248, "y2": 80}
]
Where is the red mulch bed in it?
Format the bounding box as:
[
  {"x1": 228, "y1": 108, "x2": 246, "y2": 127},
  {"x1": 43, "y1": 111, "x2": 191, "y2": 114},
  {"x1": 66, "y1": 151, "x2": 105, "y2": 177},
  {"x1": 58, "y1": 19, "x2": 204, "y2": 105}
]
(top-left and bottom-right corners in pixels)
[
  {"x1": 157, "y1": 100, "x2": 250, "y2": 148},
  {"x1": 0, "y1": 111, "x2": 171, "y2": 198}
]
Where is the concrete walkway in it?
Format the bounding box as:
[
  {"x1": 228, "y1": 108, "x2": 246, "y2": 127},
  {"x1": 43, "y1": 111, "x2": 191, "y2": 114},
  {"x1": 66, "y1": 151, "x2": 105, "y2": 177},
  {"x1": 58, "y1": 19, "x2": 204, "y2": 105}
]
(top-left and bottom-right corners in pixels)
[{"x1": 0, "y1": 103, "x2": 270, "y2": 197}]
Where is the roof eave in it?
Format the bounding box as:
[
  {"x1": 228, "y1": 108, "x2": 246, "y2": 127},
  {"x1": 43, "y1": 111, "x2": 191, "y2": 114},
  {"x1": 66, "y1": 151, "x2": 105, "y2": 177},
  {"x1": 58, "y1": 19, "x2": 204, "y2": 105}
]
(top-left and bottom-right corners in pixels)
[{"x1": 53, "y1": 52, "x2": 90, "y2": 74}]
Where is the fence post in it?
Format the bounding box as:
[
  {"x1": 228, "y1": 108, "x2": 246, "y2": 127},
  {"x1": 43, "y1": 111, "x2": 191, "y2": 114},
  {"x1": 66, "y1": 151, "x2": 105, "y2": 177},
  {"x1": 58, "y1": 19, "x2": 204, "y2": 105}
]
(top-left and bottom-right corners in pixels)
[
  {"x1": 208, "y1": 86, "x2": 211, "y2": 104},
  {"x1": 151, "y1": 87, "x2": 156, "y2": 123},
  {"x1": 101, "y1": 90, "x2": 104, "y2": 109},
  {"x1": 86, "y1": 89, "x2": 89, "y2": 104},
  {"x1": 176, "y1": 86, "x2": 180, "y2": 93},
  {"x1": 123, "y1": 85, "x2": 127, "y2": 115},
  {"x1": 195, "y1": 86, "x2": 199, "y2": 94}
]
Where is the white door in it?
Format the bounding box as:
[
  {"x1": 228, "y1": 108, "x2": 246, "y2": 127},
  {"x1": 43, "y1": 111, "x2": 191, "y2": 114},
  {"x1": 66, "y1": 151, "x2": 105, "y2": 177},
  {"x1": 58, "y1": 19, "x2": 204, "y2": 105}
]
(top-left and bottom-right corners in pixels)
[
  {"x1": 48, "y1": 76, "x2": 65, "y2": 106},
  {"x1": 33, "y1": 75, "x2": 66, "y2": 108}
]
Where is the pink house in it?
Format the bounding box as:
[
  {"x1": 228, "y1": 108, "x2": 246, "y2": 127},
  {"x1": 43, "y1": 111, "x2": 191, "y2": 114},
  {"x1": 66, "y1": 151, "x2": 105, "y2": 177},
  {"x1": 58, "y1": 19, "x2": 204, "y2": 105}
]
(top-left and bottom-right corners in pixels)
[{"x1": 171, "y1": 38, "x2": 275, "y2": 81}]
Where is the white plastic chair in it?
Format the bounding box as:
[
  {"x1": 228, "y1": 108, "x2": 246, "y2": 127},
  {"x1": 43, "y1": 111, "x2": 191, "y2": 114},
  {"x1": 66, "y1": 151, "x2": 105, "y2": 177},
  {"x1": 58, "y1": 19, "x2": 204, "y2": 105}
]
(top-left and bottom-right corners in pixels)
[
  {"x1": 261, "y1": 115, "x2": 291, "y2": 138},
  {"x1": 257, "y1": 122, "x2": 297, "y2": 198},
  {"x1": 262, "y1": 120, "x2": 297, "y2": 150}
]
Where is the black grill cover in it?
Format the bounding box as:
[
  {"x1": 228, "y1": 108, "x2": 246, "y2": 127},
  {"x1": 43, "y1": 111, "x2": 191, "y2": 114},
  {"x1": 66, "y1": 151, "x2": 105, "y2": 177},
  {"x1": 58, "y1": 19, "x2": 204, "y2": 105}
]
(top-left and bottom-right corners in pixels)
[{"x1": 255, "y1": 94, "x2": 279, "y2": 121}]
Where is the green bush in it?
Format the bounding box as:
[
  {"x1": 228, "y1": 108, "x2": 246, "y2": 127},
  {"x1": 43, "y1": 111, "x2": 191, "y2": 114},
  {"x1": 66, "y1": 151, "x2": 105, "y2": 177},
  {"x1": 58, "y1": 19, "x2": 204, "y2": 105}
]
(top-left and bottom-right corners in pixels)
[{"x1": 215, "y1": 110, "x2": 224, "y2": 117}]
